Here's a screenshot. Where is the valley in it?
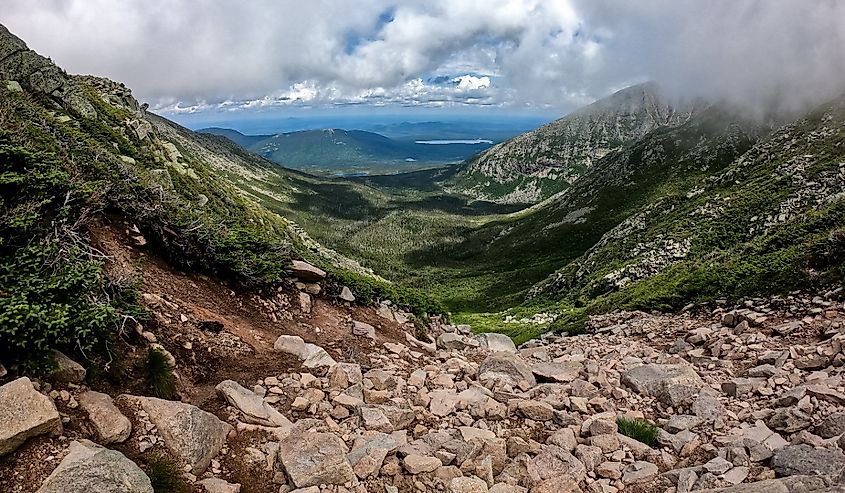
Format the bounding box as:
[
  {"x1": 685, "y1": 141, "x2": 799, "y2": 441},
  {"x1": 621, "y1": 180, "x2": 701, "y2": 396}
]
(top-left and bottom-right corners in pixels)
[{"x1": 2, "y1": 9, "x2": 845, "y2": 493}]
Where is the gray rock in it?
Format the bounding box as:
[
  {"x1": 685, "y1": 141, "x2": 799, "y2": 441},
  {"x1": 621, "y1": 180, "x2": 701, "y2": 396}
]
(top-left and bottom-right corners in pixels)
[
  {"x1": 516, "y1": 400, "x2": 554, "y2": 421},
  {"x1": 273, "y1": 335, "x2": 336, "y2": 369},
  {"x1": 621, "y1": 363, "x2": 703, "y2": 406},
  {"x1": 118, "y1": 395, "x2": 231, "y2": 475},
  {"x1": 347, "y1": 433, "x2": 399, "y2": 479},
  {"x1": 621, "y1": 461, "x2": 659, "y2": 485},
  {"x1": 665, "y1": 415, "x2": 704, "y2": 433},
  {"x1": 478, "y1": 353, "x2": 536, "y2": 388},
  {"x1": 197, "y1": 478, "x2": 241, "y2": 493},
  {"x1": 277, "y1": 432, "x2": 354, "y2": 487},
  {"x1": 403, "y1": 454, "x2": 441, "y2": 474},
  {"x1": 352, "y1": 320, "x2": 376, "y2": 339},
  {"x1": 0, "y1": 377, "x2": 62, "y2": 456},
  {"x1": 438, "y1": 333, "x2": 474, "y2": 350},
  {"x1": 340, "y1": 286, "x2": 355, "y2": 302},
  {"x1": 746, "y1": 364, "x2": 778, "y2": 378},
  {"x1": 693, "y1": 389, "x2": 724, "y2": 422},
  {"x1": 216, "y1": 380, "x2": 291, "y2": 427},
  {"x1": 449, "y1": 476, "x2": 489, "y2": 492},
  {"x1": 50, "y1": 350, "x2": 86, "y2": 383},
  {"x1": 36, "y1": 440, "x2": 152, "y2": 493},
  {"x1": 816, "y1": 412, "x2": 845, "y2": 439},
  {"x1": 526, "y1": 445, "x2": 586, "y2": 488},
  {"x1": 473, "y1": 333, "x2": 517, "y2": 353},
  {"x1": 758, "y1": 350, "x2": 789, "y2": 368},
  {"x1": 721, "y1": 378, "x2": 764, "y2": 397},
  {"x1": 531, "y1": 361, "x2": 583, "y2": 383},
  {"x1": 767, "y1": 407, "x2": 813, "y2": 433},
  {"x1": 694, "y1": 476, "x2": 829, "y2": 492},
  {"x1": 290, "y1": 260, "x2": 326, "y2": 281},
  {"x1": 770, "y1": 444, "x2": 845, "y2": 482},
  {"x1": 78, "y1": 391, "x2": 131, "y2": 444}
]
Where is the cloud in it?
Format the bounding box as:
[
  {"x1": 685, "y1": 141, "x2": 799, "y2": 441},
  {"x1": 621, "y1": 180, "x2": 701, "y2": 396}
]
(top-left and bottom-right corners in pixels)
[{"x1": 1, "y1": 0, "x2": 843, "y2": 116}]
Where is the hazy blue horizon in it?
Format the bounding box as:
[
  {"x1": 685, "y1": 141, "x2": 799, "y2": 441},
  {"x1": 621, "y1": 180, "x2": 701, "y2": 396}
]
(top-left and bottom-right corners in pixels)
[{"x1": 166, "y1": 109, "x2": 557, "y2": 136}]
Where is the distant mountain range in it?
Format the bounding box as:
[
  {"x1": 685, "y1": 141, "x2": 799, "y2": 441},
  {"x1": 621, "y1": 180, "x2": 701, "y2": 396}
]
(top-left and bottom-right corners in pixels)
[{"x1": 199, "y1": 127, "x2": 495, "y2": 175}]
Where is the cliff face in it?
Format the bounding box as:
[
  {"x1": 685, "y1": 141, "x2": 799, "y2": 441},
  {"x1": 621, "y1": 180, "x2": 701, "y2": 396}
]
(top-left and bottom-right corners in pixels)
[{"x1": 449, "y1": 83, "x2": 696, "y2": 203}]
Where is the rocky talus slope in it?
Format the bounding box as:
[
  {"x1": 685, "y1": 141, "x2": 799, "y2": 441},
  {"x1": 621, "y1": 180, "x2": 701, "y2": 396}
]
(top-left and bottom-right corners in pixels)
[
  {"x1": 3, "y1": 278, "x2": 845, "y2": 492},
  {"x1": 449, "y1": 83, "x2": 695, "y2": 203}
]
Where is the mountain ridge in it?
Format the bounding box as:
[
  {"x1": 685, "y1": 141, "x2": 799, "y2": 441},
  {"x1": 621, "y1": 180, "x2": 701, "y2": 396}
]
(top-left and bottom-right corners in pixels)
[{"x1": 448, "y1": 82, "x2": 698, "y2": 203}]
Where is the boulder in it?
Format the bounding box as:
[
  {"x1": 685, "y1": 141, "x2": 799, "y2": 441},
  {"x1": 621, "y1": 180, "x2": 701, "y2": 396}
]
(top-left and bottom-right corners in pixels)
[
  {"x1": 767, "y1": 407, "x2": 812, "y2": 433},
  {"x1": 621, "y1": 461, "x2": 658, "y2": 485},
  {"x1": 770, "y1": 444, "x2": 845, "y2": 482},
  {"x1": 273, "y1": 335, "x2": 336, "y2": 369},
  {"x1": 516, "y1": 400, "x2": 554, "y2": 421},
  {"x1": 277, "y1": 432, "x2": 354, "y2": 487},
  {"x1": 532, "y1": 361, "x2": 583, "y2": 383},
  {"x1": 119, "y1": 395, "x2": 231, "y2": 475},
  {"x1": 216, "y1": 380, "x2": 291, "y2": 427},
  {"x1": 438, "y1": 333, "x2": 473, "y2": 350},
  {"x1": 0, "y1": 377, "x2": 62, "y2": 456},
  {"x1": 621, "y1": 364, "x2": 704, "y2": 406},
  {"x1": 50, "y1": 350, "x2": 86, "y2": 383},
  {"x1": 449, "y1": 476, "x2": 489, "y2": 493},
  {"x1": 473, "y1": 333, "x2": 517, "y2": 353},
  {"x1": 290, "y1": 260, "x2": 325, "y2": 282},
  {"x1": 478, "y1": 353, "x2": 536, "y2": 388},
  {"x1": 404, "y1": 454, "x2": 441, "y2": 474},
  {"x1": 36, "y1": 440, "x2": 152, "y2": 493},
  {"x1": 77, "y1": 391, "x2": 131, "y2": 444},
  {"x1": 526, "y1": 445, "x2": 586, "y2": 488}
]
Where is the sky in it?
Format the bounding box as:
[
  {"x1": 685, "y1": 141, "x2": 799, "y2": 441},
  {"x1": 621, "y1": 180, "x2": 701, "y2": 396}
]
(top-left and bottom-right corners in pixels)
[{"x1": 2, "y1": 0, "x2": 844, "y2": 121}]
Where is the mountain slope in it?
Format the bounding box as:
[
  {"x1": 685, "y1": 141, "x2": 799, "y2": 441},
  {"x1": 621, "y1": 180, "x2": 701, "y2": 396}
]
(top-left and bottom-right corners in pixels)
[
  {"x1": 0, "y1": 23, "x2": 440, "y2": 367},
  {"x1": 527, "y1": 94, "x2": 845, "y2": 315},
  {"x1": 448, "y1": 82, "x2": 696, "y2": 203}
]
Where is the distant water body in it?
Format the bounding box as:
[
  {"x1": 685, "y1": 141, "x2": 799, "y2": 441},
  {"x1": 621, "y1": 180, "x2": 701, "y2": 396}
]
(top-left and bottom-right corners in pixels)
[{"x1": 415, "y1": 139, "x2": 493, "y2": 145}]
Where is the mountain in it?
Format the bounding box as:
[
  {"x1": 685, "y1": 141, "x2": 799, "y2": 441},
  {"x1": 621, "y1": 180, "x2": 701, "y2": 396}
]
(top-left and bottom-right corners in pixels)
[
  {"x1": 0, "y1": 22, "x2": 438, "y2": 368},
  {"x1": 4, "y1": 22, "x2": 845, "y2": 493},
  {"x1": 198, "y1": 126, "x2": 273, "y2": 148},
  {"x1": 448, "y1": 82, "x2": 696, "y2": 203},
  {"x1": 202, "y1": 127, "x2": 494, "y2": 175},
  {"x1": 527, "y1": 94, "x2": 845, "y2": 314}
]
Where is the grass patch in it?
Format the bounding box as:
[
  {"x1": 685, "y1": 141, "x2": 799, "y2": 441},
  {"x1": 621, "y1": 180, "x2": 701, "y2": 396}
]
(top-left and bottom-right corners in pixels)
[
  {"x1": 616, "y1": 417, "x2": 659, "y2": 447},
  {"x1": 145, "y1": 348, "x2": 176, "y2": 399},
  {"x1": 146, "y1": 455, "x2": 188, "y2": 493}
]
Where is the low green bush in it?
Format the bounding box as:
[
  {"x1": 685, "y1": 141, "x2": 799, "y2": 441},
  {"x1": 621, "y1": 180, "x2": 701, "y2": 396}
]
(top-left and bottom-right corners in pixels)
[
  {"x1": 0, "y1": 139, "x2": 140, "y2": 367},
  {"x1": 328, "y1": 268, "x2": 447, "y2": 317},
  {"x1": 146, "y1": 455, "x2": 188, "y2": 493},
  {"x1": 145, "y1": 347, "x2": 176, "y2": 400},
  {"x1": 616, "y1": 417, "x2": 659, "y2": 447}
]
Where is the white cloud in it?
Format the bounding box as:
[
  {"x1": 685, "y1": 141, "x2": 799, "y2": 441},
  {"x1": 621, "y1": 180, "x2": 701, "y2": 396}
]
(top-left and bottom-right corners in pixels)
[
  {"x1": 1, "y1": 0, "x2": 843, "y2": 116},
  {"x1": 453, "y1": 75, "x2": 491, "y2": 91}
]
